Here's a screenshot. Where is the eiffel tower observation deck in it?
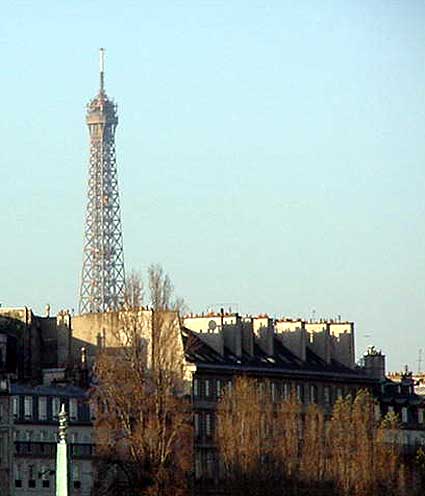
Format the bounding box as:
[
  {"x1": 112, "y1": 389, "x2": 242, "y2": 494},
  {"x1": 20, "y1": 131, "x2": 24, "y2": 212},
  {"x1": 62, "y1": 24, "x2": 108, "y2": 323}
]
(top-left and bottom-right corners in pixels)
[{"x1": 79, "y1": 49, "x2": 126, "y2": 314}]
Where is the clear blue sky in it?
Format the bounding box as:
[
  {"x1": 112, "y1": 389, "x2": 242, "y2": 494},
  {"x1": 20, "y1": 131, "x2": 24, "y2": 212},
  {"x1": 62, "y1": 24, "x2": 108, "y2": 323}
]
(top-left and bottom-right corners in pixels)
[{"x1": 0, "y1": 1, "x2": 424, "y2": 371}]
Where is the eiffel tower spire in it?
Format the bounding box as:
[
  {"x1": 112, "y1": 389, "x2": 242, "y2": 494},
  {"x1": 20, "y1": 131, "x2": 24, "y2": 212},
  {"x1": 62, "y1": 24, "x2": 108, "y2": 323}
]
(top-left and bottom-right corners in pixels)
[{"x1": 79, "y1": 49, "x2": 126, "y2": 314}]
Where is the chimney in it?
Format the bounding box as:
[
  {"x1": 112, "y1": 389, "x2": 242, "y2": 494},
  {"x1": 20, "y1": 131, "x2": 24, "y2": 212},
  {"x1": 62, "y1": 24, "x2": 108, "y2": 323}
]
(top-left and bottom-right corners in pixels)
[
  {"x1": 275, "y1": 320, "x2": 306, "y2": 362},
  {"x1": 363, "y1": 346, "x2": 386, "y2": 380},
  {"x1": 241, "y1": 318, "x2": 254, "y2": 357},
  {"x1": 222, "y1": 314, "x2": 242, "y2": 358},
  {"x1": 253, "y1": 317, "x2": 274, "y2": 356},
  {"x1": 305, "y1": 322, "x2": 331, "y2": 364},
  {"x1": 183, "y1": 315, "x2": 224, "y2": 356},
  {"x1": 329, "y1": 322, "x2": 355, "y2": 368}
]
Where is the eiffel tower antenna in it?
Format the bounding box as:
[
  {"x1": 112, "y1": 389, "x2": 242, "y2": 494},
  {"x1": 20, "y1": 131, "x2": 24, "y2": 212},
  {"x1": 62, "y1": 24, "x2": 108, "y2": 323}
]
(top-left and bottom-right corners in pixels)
[
  {"x1": 99, "y1": 47, "x2": 105, "y2": 92},
  {"x1": 79, "y1": 49, "x2": 126, "y2": 314}
]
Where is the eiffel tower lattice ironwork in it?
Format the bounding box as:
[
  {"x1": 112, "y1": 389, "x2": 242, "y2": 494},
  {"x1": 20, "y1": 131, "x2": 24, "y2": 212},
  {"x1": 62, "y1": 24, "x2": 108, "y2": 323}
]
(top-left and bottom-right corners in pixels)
[{"x1": 79, "y1": 49, "x2": 125, "y2": 314}]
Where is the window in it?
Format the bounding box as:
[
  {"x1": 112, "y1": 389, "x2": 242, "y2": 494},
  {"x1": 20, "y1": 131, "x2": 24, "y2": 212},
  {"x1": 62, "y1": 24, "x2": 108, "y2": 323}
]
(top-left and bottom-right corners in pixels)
[
  {"x1": 89, "y1": 401, "x2": 96, "y2": 421},
  {"x1": 227, "y1": 380, "x2": 232, "y2": 395},
  {"x1": 258, "y1": 382, "x2": 264, "y2": 398},
  {"x1": 419, "y1": 408, "x2": 424, "y2": 424},
  {"x1": 39, "y1": 397, "x2": 47, "y2": 421},
  {"x1": 12, "y1": 396, "x2": 19, "y2": 419},
  {"x1": 52, "y1": 398, "x2": 60, "y2": 419},
  {"x1": 69, "y1": 399, "x2": 78, "y2": 421},
  {"x1": 205, "y1": 413, "x2": 213, "y2": 438},
  {"x1": 14, "y1": 463, "x2": 22, "y2": 488},
  {"x1": 336, "y1": 388, "x2": 343, "y2": 400},
  {"x1": 310, "y1": 385, "x2": 318, "y2": 403},
  {"x1": 193, "y1": 378, "x2": 200, "y2": 399},
  {"x1": 216, "y1": 379, "x2": 222, "y2": 399},
  {"x1": 388, "y1": 406, "x2": 395, "y2": 414},
  {"x1": 205, "y1": 451, "x2": 214, "y2": 479},
  {"x1": 24, "y1": 396, "x2": 33, "y2": 419},
  {"x1": 271, "y1": 383, "x2": 277, "y2": 402},
  {"x1": 283, "y1": 383, "x2": 290, "y2": 400},
  {"x1": 323, "y1": 386, "x2": 331, "y2": 406},
  {"x1": 194, "y1": 413, "x2": 200, "y2": 437},
  {"x1": 82, "y1": 432, "x2": 92, "y2": 444},
  {"x1": 401, "y1": 407, "x2": 408, "y2": 424},
  {"x1": 40, "y1": 465, "x2": 50, "y2": 487},
  {"x1": 374, "y1": 403, "x2": 381, "y2": 421},
  {"x1": 72, "y1": 464, "x2": 81, "y2": 489},
  {"x1": 218, "y1": 457, "x2": 226, "y2": 480},
  {"x1": 296, "y1": 384, "x2": 304, "y2": 403},
  {"x1": 205, "y1": 379, "x2": 211, "y2": 398},
  {"x1": 195, "y1": 451, "x2": 202, "y2": 480},
  {"x1": 71, "y1": 432, "x2": 79, "y2": 444},
  {"x1": 28, "y1": 464, "x2": 36, "y2": 488}
]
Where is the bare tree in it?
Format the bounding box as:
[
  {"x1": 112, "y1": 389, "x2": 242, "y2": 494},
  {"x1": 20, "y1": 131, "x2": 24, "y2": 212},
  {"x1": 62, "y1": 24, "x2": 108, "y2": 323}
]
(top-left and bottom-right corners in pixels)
[
  {"x1": 216, "y1": 377, "x2": 279, "y2": 496},
  {"x1": 299, "y1": 403, "x2": 327, "y2": 488},
  {"x1": 328, "y1": 390, "x2": 404, "y2": 496},
  {"x1": 93, "y1": 265, "x2": 192, "y2": 496},
  {"x1": 217, "y1": 380, "x2": 408, "y2": 496},
  {"x1": 274, "y1": 391, "x2": 302, "y2": 482}
]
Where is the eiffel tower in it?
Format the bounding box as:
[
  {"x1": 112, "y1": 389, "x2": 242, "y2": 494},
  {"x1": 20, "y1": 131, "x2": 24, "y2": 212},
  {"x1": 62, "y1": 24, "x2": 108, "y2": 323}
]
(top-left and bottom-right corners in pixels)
[{"x1": 79, "y1": 49, "x2": 125, "y2": 314}]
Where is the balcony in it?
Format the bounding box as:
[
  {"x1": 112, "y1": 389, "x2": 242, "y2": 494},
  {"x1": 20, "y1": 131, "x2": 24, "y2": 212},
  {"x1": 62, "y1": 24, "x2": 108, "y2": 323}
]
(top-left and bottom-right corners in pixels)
[{"x1": 15, "y1": 442, "x2": 95, "y2": 459}]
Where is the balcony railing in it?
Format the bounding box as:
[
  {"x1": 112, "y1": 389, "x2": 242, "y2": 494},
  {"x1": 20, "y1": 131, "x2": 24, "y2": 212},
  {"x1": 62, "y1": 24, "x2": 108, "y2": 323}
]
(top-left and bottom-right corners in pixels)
[{"x1": 15, "y1": 442, "x2": 95, "y2": 459}]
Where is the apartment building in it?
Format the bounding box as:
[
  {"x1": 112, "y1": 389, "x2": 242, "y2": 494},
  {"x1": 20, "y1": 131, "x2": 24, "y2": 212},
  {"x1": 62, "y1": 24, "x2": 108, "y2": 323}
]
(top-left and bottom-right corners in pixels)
[{"x1": 183, "y1": 312, "x2": 425, "y2": 488}]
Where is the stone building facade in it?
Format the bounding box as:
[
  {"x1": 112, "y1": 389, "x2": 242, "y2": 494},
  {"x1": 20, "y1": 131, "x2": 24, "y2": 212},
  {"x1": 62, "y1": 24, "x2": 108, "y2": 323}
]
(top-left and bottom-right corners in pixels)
[
  {"x1": 0, "y1": 306, "x2": 424, "y2": 494},
  {"x1": 183, "y1": 312, "x2": 425, "y2": 489},
  {"x1": 0, "y1": 308, "x2": 94, "y2": 496},
  {"x1": 5, "y1": 382, "x2": 94, "y2": 496}
]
